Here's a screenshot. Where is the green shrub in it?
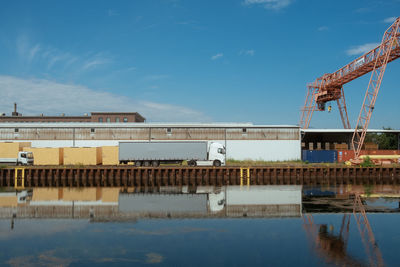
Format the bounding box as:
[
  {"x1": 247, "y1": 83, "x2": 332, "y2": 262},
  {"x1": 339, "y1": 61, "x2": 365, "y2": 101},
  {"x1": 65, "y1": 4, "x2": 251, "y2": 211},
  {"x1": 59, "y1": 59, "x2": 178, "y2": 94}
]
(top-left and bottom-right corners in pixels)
[{"x1": 360, "y1": 156, "x2": 374, "y2": 167}]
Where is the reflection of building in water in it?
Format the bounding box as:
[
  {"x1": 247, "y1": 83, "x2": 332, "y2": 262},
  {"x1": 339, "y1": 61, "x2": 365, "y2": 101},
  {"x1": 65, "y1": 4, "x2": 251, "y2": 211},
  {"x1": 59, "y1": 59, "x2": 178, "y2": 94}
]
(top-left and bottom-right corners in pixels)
[
  {"x1": 0, "y1": 191, "x2": 28, "y2": 207},
  {"x1": 0, "y1": 186, "x2": 302, "y2": 219},
  {"x1": 0, "y1": 185, "x2": 398, "y2": 220},
  {"x1": 31, "y1": 188, "x2": 119, "y2": 206},
  {"x1": 224, "y1": 186, "x2": 302, "y2": 217},
  {"x1": 0, "y1": 188, "x2": 120, "y2": 219}
]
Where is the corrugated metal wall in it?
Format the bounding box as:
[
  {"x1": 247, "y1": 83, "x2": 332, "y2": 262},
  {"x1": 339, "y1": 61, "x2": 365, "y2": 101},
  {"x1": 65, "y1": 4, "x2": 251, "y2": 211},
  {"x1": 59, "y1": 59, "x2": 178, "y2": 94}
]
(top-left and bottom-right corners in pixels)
[
  {"x1": 1, "y1": 126, "x2": 299, "y2": 141},
  {"x1": 0, "y1": 125, "x2": 301, "y2": 161}
]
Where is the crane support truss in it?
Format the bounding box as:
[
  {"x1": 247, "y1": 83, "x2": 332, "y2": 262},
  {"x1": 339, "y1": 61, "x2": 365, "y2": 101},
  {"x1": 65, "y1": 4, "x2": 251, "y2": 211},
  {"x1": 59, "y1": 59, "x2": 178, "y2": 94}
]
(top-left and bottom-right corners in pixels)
[
  {"x1": 352, "y1": 18, "x2": 400, "y2": 159},
  {"x1": 300, "y1": 17, "x2": 400, "y2": 129},
  {"x1": 353, "y1": 194, "x2": 384, "y2": 267}
]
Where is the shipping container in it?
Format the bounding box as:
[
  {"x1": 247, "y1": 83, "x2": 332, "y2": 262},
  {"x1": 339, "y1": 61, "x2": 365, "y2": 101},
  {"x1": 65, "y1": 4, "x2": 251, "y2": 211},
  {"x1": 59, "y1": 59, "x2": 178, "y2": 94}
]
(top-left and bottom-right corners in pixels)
[
  {"x1": 23, "y1": 147, "x2": 64, "y2": 165},
  {"x1": 64, "y1": 147, "x2": 102, "y2": 165},
  {"x1": 302, "y1": 150, "x2": 337, "y2": 163},
  {"x1": 101, "y1": 146, "x2": 119, "y2": 165},
  {"x1": 0, "y1": 142, "x2": 21, "y2": 158}
]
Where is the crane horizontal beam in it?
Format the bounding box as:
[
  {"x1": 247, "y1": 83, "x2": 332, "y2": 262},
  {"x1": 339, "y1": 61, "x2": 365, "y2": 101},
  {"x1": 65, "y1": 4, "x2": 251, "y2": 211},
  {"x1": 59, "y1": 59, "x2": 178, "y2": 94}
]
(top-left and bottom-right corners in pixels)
[{"x1": 311, "y1": 40, "x2": 400, "y2": 92}]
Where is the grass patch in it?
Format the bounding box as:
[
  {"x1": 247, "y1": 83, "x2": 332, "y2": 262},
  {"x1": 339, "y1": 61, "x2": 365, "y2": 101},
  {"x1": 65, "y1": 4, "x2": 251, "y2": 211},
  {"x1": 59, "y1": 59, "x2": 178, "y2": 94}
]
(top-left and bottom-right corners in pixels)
[{"x1": 226, "y1": 159, "x2": 312, "y2": 167}]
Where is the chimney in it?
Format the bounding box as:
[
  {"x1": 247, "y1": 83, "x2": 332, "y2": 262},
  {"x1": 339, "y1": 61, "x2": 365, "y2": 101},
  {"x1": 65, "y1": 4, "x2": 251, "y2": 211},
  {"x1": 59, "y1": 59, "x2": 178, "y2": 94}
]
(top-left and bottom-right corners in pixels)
[{"x1": 12, "y1": 102, "x2": 20, "y2": 116}]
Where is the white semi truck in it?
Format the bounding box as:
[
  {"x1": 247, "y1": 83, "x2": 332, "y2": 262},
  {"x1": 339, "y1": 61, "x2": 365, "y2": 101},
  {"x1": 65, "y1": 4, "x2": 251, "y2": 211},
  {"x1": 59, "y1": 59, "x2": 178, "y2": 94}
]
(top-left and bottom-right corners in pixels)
[
  {"x1": 0, "y1": 151, "x2": 34, "y2": 166},
  {"x1": 119, "y1": 141, "x2": 226, "y2": 167}
]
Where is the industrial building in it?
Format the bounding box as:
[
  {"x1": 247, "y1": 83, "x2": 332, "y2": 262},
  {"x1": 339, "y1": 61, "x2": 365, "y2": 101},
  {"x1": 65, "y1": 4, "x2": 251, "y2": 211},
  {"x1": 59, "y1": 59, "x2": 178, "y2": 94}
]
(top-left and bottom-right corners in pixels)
[
  {"x1": 0, "y1": 123, "x2": 301, "y2": 161},
  {"x1": 0, "y1": 103, "x2": 145, "y2": 123}
]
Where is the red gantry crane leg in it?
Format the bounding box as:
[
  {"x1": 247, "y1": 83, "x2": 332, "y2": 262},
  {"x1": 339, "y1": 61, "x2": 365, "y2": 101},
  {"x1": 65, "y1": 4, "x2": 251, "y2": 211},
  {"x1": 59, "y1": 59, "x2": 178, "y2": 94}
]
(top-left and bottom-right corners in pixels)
[
  {"x1": 351, "y1": 18, "x2": 400, "y2": 161},
  {"x1": 300, "y1": 17, "x2": 400, "y2": 163}
]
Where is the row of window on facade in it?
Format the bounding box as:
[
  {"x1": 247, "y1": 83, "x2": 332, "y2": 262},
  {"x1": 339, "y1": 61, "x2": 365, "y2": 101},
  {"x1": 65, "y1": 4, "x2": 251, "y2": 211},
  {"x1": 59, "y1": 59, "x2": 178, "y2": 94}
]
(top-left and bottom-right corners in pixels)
[
  {"x1": 14, "y1": 127, "x2": 248, "y2": 134},
  {"x1": 98, "y1": 117, "x2": 128, "y2": 123}
]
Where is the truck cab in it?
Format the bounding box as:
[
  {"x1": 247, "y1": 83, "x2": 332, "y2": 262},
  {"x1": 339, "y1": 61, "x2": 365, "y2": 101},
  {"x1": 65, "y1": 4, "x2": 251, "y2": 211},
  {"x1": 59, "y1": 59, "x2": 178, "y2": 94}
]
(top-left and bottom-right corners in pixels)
[
  {"x1": 18, "y1": 151, "x2": 34, "y2": 166},
  {"x1": 207, "y1": 142, "x2": 226, "y2": 167}
]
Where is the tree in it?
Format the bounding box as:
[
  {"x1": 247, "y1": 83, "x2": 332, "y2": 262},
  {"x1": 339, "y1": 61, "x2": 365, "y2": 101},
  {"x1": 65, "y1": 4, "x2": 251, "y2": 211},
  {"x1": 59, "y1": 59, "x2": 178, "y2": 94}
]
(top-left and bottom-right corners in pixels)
[{"x1": 365, "y1": 127, "x2": 398, "y2": 150}]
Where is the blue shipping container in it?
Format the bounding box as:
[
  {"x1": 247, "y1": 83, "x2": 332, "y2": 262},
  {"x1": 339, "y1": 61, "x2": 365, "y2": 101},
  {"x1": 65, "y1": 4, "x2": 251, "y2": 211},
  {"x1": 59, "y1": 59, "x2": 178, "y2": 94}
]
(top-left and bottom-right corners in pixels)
[{"x1": 302, "y1": 150, "x2": 337, "y2": 163}]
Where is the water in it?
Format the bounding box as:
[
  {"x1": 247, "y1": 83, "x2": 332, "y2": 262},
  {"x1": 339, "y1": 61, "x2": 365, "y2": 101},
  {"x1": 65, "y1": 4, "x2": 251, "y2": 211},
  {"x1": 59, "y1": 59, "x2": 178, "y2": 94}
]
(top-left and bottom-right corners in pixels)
[{"x1": 0, "y1": 185, "x2": 399, "y2": 266}]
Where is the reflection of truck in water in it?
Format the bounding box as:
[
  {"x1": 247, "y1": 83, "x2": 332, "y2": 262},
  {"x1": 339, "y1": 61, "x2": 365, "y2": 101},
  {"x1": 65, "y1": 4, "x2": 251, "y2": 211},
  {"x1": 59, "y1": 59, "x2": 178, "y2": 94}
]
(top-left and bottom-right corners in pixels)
[
  {"x1": 0, "y1": 151, "x2": 34, "y2": 166},
  {"x1": 118, "y1": 141, "x2": 226, "y2": 167}
]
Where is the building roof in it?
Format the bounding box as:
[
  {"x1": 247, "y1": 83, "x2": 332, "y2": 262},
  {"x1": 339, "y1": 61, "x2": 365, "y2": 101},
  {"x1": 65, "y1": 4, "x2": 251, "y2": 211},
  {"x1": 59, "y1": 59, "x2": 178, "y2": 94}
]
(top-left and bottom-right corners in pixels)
[{"x1": 0, "y1": 122, "x2": 299, "y2": 129}]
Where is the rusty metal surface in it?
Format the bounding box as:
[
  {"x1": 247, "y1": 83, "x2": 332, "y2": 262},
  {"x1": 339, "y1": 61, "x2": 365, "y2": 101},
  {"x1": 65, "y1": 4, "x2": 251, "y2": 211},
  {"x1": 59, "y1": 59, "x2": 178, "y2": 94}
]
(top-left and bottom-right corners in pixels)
[{"x1": 1, "y1": 166, "x2": 400, "y2": 187}]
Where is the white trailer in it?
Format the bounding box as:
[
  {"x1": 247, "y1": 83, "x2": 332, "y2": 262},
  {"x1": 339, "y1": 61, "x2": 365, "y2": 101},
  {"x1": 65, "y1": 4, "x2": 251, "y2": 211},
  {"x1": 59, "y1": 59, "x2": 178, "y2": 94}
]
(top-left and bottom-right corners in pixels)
[
  {"x1": 119, "y1": 141, "x2": 226, "y2": 167},
  {"x1": 0, "y1": 151, "x2": 34, "y2": 166}
]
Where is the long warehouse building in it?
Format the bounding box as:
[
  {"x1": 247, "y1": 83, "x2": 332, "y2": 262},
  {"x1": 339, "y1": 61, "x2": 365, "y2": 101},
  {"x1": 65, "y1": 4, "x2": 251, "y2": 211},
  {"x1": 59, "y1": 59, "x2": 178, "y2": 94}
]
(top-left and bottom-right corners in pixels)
[{"x1": 0, "y1": 123, "x2": 301, "y2": 161}]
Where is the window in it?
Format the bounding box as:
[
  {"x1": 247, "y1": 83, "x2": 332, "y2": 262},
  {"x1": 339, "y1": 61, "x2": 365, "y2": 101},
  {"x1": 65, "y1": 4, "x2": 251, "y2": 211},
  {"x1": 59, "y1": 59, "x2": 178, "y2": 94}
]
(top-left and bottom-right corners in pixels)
[
  {"x1": 14, "y1": 128, "x2": 19, "y2": 133},
  {"x1": 123, "y1": 117, "x2": 128, "y2": 122},
  {"x1": 115, "y1": 117, "x2": 120, "y2": 123},
  {"x1": 166, "y1": 128, "x2": 172, "y2": 134},
  {"x1": 98, "y1": 117, "x2": 103, "y2": 122},
  {"x1": 242, "y1": 128, "x2": 247, "y2": 134},
  {"x1": 90, "y1": 128, "x2": 95, "y2": 133},
  {"x1": 106, "y1": 117, "x2": 111, "y2": 123}
]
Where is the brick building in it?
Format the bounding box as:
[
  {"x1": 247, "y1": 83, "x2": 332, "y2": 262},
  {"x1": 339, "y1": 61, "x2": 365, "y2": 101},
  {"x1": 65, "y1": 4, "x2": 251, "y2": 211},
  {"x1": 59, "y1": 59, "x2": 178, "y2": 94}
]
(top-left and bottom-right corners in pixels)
[{"x1": 0, "y1": 103, "x2": 145, "y2": 123}]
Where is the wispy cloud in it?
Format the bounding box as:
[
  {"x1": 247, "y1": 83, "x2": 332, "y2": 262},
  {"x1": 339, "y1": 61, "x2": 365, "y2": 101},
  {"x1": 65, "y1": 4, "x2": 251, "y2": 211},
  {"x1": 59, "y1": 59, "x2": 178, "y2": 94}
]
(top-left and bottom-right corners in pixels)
[
  {"x1": 82, "y1": 55, "x2": 111, "y2": 70},
  {"x1": 0, "y1": 75, "x2": 210, "y2": 122},
  {"x1": 211, "y1": 53, "x2": 223, "y2": 60},
  {"x1": 239, "y1": 50, "x2": 255, "y2": 56},
  {"x1": 107, "y1": 9, "x2": 119, "y2": 17},
  {"x1": 28, "y1": 44, "x2": 41, "y2": 62},
  {"x1": 243, "y1": 0, "x2": 292, "y2": 10},
  {"x1": 346, "y1": 43, "x2": 380, "y2": 56},
  {"x1": 144, "y1": 74, "x2": 170, "y2": 81},
  {"x1": 382, "y1": 16, "x2": 396, "y2": 24},
  {"x1": 317, "y1": 26, "x2": 329, "y2": 31},
  {"x1": 15, "y1": 35, "x2": 111, "y2": 72}
]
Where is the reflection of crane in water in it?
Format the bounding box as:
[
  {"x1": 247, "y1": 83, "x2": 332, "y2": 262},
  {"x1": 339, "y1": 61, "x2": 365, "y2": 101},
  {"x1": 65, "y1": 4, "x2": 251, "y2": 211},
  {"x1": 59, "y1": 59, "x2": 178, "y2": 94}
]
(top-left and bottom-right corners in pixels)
[{"x1": 303, "y1": 194, "x2": 384, "y2": 267}]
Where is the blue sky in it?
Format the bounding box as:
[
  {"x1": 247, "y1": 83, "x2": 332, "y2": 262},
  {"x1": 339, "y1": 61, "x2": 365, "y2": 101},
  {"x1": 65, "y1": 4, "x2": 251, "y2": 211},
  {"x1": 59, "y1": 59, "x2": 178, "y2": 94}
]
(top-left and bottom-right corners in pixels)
[{"x1": 0, "y1": 0, "x2": 399, "y2": 128}]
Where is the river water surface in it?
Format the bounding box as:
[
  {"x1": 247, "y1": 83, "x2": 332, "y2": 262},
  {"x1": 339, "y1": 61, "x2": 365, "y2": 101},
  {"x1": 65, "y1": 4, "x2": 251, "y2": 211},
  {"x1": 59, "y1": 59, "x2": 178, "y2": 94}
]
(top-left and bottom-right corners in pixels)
[{"x1": 0, "y1": 185, "x2": 399, "y2": 266}]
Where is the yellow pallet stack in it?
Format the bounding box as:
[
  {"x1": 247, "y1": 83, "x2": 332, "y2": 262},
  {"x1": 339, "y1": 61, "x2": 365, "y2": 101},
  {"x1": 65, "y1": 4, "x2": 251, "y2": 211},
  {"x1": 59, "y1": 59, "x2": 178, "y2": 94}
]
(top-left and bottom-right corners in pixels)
[
  {"x1": 0, "y1": 142, "x2": 31, "y2": 158},
  {"x1": 63, "y1": 147, "x2": 102, "y2": 165},
  {"x1": 18, "y1": 142, "x2": 32, "y2": 151},
  {"x1": 23, "y1": 147, "x2": 64, "y2": 165},
  {"x1": 102, "y1": 146, "x2": 119, "y2": 165}
]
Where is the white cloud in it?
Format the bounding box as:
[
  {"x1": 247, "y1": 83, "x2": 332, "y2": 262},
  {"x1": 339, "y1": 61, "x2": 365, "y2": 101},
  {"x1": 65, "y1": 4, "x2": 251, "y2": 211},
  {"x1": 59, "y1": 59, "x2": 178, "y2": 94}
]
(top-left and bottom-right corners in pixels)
[
  {"x1": 382, "y1": 17, "x2": 396, "y2": 24},
  {"x1": 211, "y1": 53, "x2": 223, "y2": 60},
  {"x1": 243, "y1": 0, "x2": 292, "y2": 10},
  {"x1": 346, "y1": 43, "x2": 380, "y2": 56},
  {"x1": 317, "y1": 26, "x2": 329, "y2": 31},
  {"x1": 0, "y1": 75, "x2": 210, "y2": 122},
  {"x1": 240, "y1": 50, "x2": 255, "y2": 56}
]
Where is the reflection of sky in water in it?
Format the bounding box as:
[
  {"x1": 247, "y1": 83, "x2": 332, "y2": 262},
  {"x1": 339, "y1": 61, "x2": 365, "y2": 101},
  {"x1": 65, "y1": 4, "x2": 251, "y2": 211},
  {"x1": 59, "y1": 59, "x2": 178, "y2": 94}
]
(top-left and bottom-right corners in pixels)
[{"x1": 0, "y1": 215, "x2": 399, "y2": 266}]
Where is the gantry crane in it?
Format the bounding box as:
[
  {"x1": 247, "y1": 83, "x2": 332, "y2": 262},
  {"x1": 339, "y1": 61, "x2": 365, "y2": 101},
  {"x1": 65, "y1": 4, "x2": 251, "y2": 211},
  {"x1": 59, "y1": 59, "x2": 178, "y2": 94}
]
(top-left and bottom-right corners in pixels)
[
  {"x1": 300, "y1": 17, "x2": 400, "y2": 161},
  {"x1": 303, "y1": 194, "x2": 384, "y2": 267}
]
